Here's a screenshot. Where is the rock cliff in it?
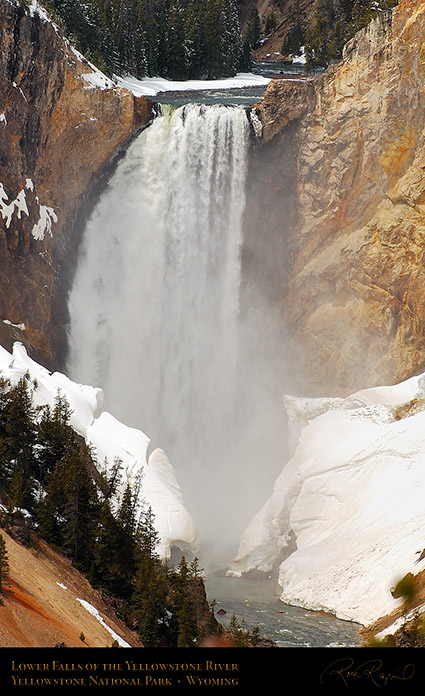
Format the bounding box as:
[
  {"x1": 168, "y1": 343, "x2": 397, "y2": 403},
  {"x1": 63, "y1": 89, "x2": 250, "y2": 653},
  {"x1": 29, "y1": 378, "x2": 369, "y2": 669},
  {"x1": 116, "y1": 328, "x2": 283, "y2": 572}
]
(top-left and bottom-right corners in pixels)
[
  {"x1": 251, "y1": 0, "x2": 425, "y2": 396},
  {"x1": 0, "y1": 0, "x2": 154, "y2": 370}
]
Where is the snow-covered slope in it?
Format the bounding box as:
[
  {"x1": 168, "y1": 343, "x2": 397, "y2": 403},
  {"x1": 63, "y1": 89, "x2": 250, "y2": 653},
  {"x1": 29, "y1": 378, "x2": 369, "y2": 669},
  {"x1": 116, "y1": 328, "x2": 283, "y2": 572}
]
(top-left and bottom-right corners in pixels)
[
  {"x1": 228, "y1": 372, "x2": 425, "y2": 627},
  {"x1": 0, "y1": 342, "x2": 199, "y2": 559},
  {"x1": 116, "y1": 73, "x2": 270, "y2": 97}
]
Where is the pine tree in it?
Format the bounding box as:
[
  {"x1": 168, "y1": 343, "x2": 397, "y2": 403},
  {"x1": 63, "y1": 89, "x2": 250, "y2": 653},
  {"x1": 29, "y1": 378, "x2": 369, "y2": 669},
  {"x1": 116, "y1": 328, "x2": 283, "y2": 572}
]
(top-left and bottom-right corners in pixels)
[
  {"x1": 202, "y1": 598, "x2": 222, "y2": 641},
  {"x1": 200, "y1": 0, "x2": 242, "y2": 78},
  {"x1": 0, "y1": 377, "x2": 11, "y2": 434},
  {"x1": 0, "y1": 533, "x2": 9, "y2": 595},
  {"x1": 36, "y1": 392, "x2": 74, "y2": 484},
  {"x1": 37, "y1": 452, "x2": 70, "y2": 548},
  {"x1": 61, "y1": 445, "x2": 98, "y2": 571},
  {"x1": 228, "y1": 613, "x2": 249, "y2": 646},
  {"x1": 189, "y1": 556, "x2": 203, "y2": 579},
  {"x1": 177, "y1": 594, "x2": 196, "y2": 647},
  {"x1": 241, "y1": 6, "x2": 261, "y2": 58},
  {"x1": 137, "y1": 504, "x2": 159, "y2": 558},
  {"x1": 132, "y1": 505, "x2": 169, "y2": 646},
  {"x1": 264, "y1": 10, "x2": 277, "y2": 35},
  {"x1": 89, "y1": 500, "x2": 130, "y2": 596},
  {"x1": 110, "y1": 479, "x2": 142, "y2": 597},
  {"x1": 132, "y1": 553, "x2": 169, "y2": 646},
  {"x1": 167, "y1": 0, "x2": 190, "y2": 79},
  {"x1": 51, "y1": 0, "x2": 104, "y2": 58},
  {"x1": 1, "y1": 377, "x2": 37, "y2": 511},
  {"x1": 118, "y1": 482, "x2": 138, "y2": 537},
  {"x1": 168, "y1": 555, "x2": 198, "y2": 647},
  {"x1": 143, "y1": 0, "x2": 170, "y2": 77},
  {"x1": 4, "y1": 377, "x2": 36, "y2": 461},
  {"x1": 7, "y1": 467, "x2": 26, "y2": 513},
  {"x1": 185, "y1": 0, "x2": 207, "y2": 78},
  {"x1": 96, "y1": 455, "x2": 123, "y2": 503},
  {"x1": 0, "y1": 435, "x2": 10, "y2": 490},
  {"x1": 305, "y1": 0, "x2": 335, "y2": 70},
  {"x1": 282, "y1": 8, "x2": 305, "y2": 57},
  {"x1": 36, "y1": 400, "x2": 96, "y2": 554}
]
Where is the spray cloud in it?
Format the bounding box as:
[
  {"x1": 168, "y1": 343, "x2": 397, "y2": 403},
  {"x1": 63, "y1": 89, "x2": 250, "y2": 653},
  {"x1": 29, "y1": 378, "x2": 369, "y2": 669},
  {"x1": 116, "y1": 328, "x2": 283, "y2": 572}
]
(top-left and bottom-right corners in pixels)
[{"x1": 67, "y1": 103, "x2": 287, "y2": 564}]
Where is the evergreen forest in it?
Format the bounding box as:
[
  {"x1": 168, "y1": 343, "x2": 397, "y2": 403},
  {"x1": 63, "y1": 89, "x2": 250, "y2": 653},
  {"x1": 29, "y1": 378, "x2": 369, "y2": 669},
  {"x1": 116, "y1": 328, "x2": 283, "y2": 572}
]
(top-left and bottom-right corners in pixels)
[
  {"x1": 40, "y1": 0, "x2": 247, "y2": 80},
  {"x1": 29, "y1": 0, "x2": 402, "y2": 81},
  {"x1": 0, "y1": 373, "x2": 224, "y2": 646}
]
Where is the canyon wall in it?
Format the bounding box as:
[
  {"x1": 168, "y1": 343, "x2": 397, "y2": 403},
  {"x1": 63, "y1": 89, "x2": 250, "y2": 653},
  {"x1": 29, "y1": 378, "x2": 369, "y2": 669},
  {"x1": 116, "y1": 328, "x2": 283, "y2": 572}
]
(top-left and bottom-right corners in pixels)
[
  {"x1": 0, "y1": 0, "x2": 154, "y2": 370},
  {"x1": 251, "y1": 0, "x2": 425, "y2": 396},
  {"x1": 2, "y1": 0, "x2": 424, "y2": 400}
]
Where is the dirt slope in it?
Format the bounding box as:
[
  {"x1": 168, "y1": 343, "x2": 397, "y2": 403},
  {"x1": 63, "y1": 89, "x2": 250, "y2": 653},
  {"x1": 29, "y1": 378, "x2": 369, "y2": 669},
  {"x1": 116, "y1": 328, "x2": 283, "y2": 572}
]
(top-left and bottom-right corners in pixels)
[
  {"x1": 0, "y1": 530, "x2": 142, "y2": 648},
  {"x1": 238, "y1": 0, "x2": 314, "y2": 60}
]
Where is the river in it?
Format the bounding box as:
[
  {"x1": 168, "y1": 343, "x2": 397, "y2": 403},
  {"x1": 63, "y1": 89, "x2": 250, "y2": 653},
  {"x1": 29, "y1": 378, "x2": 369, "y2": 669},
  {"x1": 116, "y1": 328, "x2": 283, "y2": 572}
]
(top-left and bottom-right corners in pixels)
[
  {"x1": 204, "y1": 572, "x2": 363, "y2": 648},
  {"x1": 152, "y1": 60, "x2": 310, "y2": 107}
]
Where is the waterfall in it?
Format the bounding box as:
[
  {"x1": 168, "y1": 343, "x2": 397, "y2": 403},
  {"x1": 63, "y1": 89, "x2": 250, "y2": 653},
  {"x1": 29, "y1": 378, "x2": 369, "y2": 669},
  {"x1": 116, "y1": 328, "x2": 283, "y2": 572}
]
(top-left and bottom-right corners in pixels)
[{"x1": 67, "y1": 103, "x2": 285, "y2": 559}]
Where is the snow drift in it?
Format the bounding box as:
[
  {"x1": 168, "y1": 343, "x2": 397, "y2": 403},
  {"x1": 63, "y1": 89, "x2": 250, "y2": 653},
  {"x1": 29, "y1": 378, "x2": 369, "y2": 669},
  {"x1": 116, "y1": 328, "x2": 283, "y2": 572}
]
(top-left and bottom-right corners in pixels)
[
  {"x1": 0, "y1": 342, "x2": 199, "y2": 559},
  {"x1": 115, "y1": 73, "x2": 270, "y2": 98},
  {"x1": 228, "y1": 371, "x2": 425, "y2": 627}
]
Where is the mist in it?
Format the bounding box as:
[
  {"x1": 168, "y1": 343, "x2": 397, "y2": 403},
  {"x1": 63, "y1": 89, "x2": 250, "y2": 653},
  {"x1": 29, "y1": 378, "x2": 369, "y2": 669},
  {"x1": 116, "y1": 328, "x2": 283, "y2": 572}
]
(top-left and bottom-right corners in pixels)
[{"x1": 66, "y1": 103, "x2": 289, "y2": 567}]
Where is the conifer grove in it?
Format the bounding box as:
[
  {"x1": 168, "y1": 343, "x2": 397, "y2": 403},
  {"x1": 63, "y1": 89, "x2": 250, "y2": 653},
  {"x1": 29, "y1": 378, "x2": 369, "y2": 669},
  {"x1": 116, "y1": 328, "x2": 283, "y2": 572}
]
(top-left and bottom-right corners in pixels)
[
  {"x1": 0, "y1": 373, "x2": 223, "y2": 646},
  {"x1": 41, "y1": 0, "x2": 247, "y2": 80}
]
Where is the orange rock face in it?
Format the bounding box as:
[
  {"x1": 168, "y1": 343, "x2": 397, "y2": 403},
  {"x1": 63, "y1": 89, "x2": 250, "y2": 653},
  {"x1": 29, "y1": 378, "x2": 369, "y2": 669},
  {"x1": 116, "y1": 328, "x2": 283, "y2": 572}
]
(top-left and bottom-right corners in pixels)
[
  {"x1": 0, "y1": 1, "x2": 154, "y2": 370},
  {"x1": 252, "y1": 0, "x2": 425, "y2": 396}
]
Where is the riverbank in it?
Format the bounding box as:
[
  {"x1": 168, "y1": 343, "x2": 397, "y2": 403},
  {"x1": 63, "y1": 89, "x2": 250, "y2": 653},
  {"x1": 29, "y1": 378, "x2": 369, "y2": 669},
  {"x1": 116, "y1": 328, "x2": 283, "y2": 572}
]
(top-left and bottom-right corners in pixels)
[{"x1": 205, "y1": 572, "x2": 363, "y2": 648}]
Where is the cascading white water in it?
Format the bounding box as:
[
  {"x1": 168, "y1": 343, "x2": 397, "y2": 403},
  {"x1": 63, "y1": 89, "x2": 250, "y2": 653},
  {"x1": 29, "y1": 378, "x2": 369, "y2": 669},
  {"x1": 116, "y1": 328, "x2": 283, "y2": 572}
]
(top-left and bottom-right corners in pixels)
[{"x1": 67, "y1": 103, "x2": 285, "y2": 560}]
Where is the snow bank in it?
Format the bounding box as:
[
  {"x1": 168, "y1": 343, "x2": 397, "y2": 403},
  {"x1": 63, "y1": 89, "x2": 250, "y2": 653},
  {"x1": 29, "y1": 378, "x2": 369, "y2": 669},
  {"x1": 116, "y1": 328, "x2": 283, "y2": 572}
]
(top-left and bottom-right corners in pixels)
[
  {"x1": 116, "y1": 73, "x2": 270, "y2": 98},
  {"x1": 77, "y1": 598, "x2": 131, "y2": 647},
  {"x1": 228, "y1": 372, "x2": 425, "y2": 627},
  {"x1": 0, "y1": 342, "x2": 199, "y2": 559}
]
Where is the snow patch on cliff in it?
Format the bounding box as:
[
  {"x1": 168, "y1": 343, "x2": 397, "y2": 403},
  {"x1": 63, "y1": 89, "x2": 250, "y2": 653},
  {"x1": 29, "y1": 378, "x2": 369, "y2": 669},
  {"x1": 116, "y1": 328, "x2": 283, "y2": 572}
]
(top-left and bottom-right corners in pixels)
[
  {"x1": 0, "y1": 183, "x2": 29, "y2": 228},
  {"x1": 0, "y1": 342, "x2": 199, "y2": 559},
  {"x1": 28, "y1": 0, "x2": 53, "y2": 23},
  {"x1": 228, "y1": 372, "x2": 425, "y2": 627},
  {"x1": 31, "y1": 203, "x2": 58, "y2": 240},
  {"x1": 2, "y1": 319, "x2": 25, "y2": 330},
  {"x1": 68, "y1": 46, "x2": 117, "y2": 92},
  {"x1": 0, "y1": 180, "x2": 58, "y2": 240},
  {"x1": 81, "y1": 70, "x2": 116, "y2": 91}
]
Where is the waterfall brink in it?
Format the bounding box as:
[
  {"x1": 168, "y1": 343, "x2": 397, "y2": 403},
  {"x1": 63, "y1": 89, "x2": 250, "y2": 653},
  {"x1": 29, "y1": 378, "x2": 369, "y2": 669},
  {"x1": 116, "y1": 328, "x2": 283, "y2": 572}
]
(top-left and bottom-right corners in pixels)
[{"x1": 67, "y1": 103, "x2": 284, "y2": 560}]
